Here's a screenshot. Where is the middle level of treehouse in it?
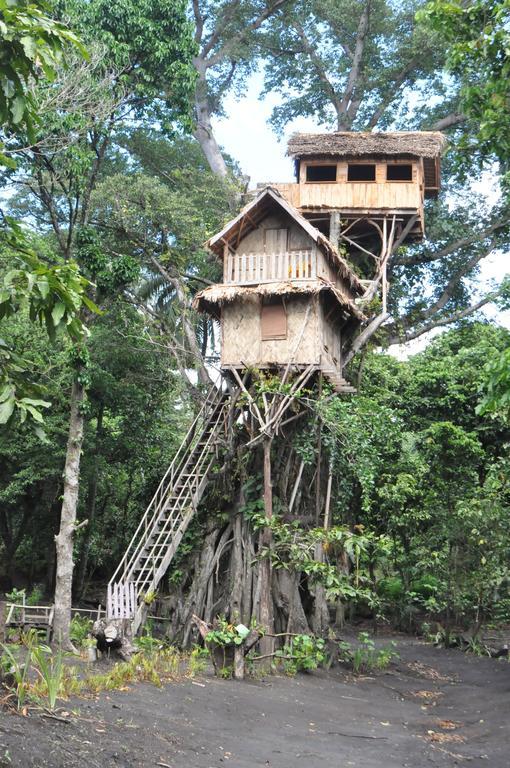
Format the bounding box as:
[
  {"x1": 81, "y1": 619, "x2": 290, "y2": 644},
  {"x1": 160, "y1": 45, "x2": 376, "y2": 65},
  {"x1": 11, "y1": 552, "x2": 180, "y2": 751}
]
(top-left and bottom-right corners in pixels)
[{"x1": 194, "y1": 187, "x2": 364, "y2": 389}]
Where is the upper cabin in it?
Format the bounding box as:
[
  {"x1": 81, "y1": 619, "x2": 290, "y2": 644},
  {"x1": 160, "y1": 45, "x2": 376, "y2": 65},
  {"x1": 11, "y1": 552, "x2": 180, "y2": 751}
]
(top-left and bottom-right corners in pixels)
[{"x1": 273, "y1": 131, "x2": 446, "y2": 242}]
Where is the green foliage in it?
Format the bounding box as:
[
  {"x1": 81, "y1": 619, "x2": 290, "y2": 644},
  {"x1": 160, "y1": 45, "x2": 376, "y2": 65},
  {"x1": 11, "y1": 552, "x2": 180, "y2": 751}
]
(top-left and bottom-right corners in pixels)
[
  {"x1": 478, "y1": 346, "x2": 510, "y2": 421},
  {"x1": 419, "y1": 0, "x2": 510, "y2": 164},
  {"x1": 0, "y1": 225, "x2": 98, "y2": 427},
  {"x1": 339, "y1": 632, "x2": 399, "y2": 674},
  {"x1": 31, "y1": 644, "x2": 64, "y2": 710},
  {"x1": 67, "y1": 0, "x2": 196, "y2": 130},
  {"x1": 205, "y1": 617, "x2": 253, "y2": 647},
  {"x1": 0, "y1": 628, "x2": 40, "y2": 709},
  {"x1": 69, "y1": 615, "x2": 92, "y2": 647},
  {"x1": 275, "y1": 634, "x2": 326, "y2": 674},
  {"x1": 0, "y1": 0, "x2": 86, "y2": 137},
  {"x1": 188, "y1": 646, "x2": 209, "y2": 677}
]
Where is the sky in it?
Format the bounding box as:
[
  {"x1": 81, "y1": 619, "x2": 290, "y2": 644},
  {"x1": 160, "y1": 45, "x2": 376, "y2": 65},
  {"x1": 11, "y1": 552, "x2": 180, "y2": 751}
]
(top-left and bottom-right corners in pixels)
[{"x1": 213, "y1": 74, "x2": 510, "y2": 351}]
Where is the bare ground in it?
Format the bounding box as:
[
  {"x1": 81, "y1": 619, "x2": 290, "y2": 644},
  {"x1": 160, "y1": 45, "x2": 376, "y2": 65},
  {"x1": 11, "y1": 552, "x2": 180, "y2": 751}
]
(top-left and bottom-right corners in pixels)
[{"x1": 0, "y1": 637, "x2": 508, "y2": 768}]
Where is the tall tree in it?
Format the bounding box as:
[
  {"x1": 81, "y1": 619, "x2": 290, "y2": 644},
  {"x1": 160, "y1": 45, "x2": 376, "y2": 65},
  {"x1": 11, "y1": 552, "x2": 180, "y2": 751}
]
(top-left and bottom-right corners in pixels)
[
  {"x1": 262, "y1": 0, "x2": 449, "y2": 132},
  {"x1": 190, "y1": 0, "x2": 291, "y2": 177},
  {"x1": 5, "y1": 0, "x2": 197, "y2": 648}
]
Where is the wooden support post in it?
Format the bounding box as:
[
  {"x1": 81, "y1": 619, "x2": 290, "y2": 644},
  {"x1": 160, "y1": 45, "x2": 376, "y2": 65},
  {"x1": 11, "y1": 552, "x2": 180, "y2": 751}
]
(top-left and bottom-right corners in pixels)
[
  {"x1": 289, "y1": 460, "x2": 305, "y2": 514},
  {"x1": 324, "y1": 465, "x2": 333, "y2": 531},
  {"x1": 234, "y1": 645, "x2": 245, "y2": 680},
  {"x1": 315, "y1": 374, "x2": 323, "y2": 526},
  {"x1": 258, "y1": 437, "x2": 275, "y2": 666},
  {"x1": 330, "y1": 211, "x2": 341, "y2": 248}
]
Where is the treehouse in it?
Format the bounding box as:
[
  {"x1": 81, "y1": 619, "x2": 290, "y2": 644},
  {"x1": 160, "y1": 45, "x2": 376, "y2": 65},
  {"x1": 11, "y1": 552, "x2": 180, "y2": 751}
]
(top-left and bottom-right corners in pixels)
[
  {"x1": 273, "y1": 131, "x2": 446, "y2": 244},
  {"x1": 193, "y1": 187, "x2": 365, "y2": 392},
  {"x1": 106, "y1": 130, "x2": 446, "y2": 634},
  {"x1": 193, "y1": 131, "x2": 445, "y2": 393}
]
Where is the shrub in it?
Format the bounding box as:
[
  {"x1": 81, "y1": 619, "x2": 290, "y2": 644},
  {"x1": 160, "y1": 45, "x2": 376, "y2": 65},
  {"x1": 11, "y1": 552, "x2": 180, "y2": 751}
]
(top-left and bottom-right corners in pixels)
[
  {"x1": 70, "y1": 615, "x2": 93, "y2": 647},
  {"x1": 338, "y1": 632, "x2": 399, "y2": 674}
]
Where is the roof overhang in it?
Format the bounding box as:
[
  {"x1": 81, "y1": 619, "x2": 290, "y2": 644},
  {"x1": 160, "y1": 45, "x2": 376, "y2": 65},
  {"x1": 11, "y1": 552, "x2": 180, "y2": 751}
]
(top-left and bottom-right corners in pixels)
[
  {"x1": 193, "y1": 278, "x2": 365, "y2": 322},
  {"x1": 206, "y1": 186, "x2": 364, "y2": 296}
]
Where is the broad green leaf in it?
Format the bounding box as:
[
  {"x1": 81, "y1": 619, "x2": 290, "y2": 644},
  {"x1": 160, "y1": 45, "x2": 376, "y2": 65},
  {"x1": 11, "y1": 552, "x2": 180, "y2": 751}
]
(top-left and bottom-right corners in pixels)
[
  {"x1": 51, "y1": 301, "x2": 66, "y2": 326},
  {"x1": 0, "y1": 396, "x2": 15, "y2": 424}
]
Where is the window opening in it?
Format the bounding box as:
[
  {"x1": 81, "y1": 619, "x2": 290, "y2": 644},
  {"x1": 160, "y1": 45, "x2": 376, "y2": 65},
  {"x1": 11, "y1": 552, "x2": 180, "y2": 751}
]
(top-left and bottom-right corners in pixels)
[
  {"x1": 306, "y1": 165, "x2": 337, "y2": 182},
  {"x1": 261, "y1": 298, "x2": 287, "y2": 340},
  {"x1": 347, "y1": 164, "x2": 376, "y2": 182},
  {"x1": 386, "y1": 164, "x2": 413, "y2": 181}
]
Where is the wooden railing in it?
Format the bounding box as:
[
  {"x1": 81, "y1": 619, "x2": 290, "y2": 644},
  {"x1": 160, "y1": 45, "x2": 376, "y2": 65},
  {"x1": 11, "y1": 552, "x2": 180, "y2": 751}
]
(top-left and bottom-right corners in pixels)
[
  {"x1": 224, "y1": 249, "x2": 316, "y2": 284},
  {"x1": 273, "y1": 181, "x2": 422, "y2": 211}
]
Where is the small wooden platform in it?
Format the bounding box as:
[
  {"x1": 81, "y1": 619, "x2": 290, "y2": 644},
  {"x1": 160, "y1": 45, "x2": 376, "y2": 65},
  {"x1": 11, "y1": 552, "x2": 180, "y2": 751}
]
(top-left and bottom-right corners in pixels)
[
  {"x1": 5, "y1": 603, "x2": 54, "y2": 642},
  {"x1": 4, "y1": 602, "x2": 105, "y2": 643}
]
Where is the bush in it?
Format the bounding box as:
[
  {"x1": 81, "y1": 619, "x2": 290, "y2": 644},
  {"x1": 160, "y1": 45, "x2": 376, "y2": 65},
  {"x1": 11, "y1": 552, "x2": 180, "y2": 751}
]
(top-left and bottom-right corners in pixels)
[
  {"x1": 275, "y1": 634, "x2": 326, "y2": 675},
  {"x1": 70, "y1": 615, "x2": 93, "y2": 647},
  {"x1": 378, "y1": 576, "x2": 405, "y2": 601},
  {"x1": 338, "y1": 632, "x2": 399, "y2": 674},
  {"x1": 410, "y1": 576, "x2": 440, "y2": 600}
]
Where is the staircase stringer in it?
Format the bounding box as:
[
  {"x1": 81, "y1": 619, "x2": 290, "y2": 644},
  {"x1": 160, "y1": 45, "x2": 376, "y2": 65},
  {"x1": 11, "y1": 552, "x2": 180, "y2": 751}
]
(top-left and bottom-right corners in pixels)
[{"x1": 107, "y1": 381, "x2": 237, "y2": 632}]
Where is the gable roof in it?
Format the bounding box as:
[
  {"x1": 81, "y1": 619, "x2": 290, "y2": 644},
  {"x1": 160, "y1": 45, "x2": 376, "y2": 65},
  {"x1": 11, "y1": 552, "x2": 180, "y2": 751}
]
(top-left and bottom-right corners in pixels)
[
  {"x1": 287, "y1": 131, "x2": 446, "y2": 160},
  {"x1": 206, "y1": 186, "x2": 364, "y2": 295}
]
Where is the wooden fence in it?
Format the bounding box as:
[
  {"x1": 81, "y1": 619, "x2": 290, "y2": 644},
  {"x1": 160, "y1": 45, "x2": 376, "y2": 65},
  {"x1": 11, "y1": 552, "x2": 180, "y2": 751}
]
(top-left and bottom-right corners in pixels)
[
  {"x1": 224, "y1": 249, "x2": 316, "y2": 284},
  {"x1": 107, "y1": 582, "x2": 136, "y2": 619}
]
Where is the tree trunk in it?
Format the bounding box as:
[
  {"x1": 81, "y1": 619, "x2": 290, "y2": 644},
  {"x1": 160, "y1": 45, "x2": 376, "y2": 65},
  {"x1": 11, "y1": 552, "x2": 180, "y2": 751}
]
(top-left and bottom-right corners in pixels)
[
  {"x1": 193, "y1": 63, "x2": 229, "y2": 179},
  {"x1": 75, "y1": 403, "x2": 104, "y2": 601},
  {"x1": 53, "y1": 378, "x2": 85, "y2": 650},
  {"x1": 257, "y1": 438, "x2": 275, "y2": 663}
]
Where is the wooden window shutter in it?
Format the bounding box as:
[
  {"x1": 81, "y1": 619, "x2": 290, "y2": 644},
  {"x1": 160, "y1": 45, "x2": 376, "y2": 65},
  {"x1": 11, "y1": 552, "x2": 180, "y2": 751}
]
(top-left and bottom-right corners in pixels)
[{"x1": 261, "y1": 299, "x2": 287, "y2": 340}]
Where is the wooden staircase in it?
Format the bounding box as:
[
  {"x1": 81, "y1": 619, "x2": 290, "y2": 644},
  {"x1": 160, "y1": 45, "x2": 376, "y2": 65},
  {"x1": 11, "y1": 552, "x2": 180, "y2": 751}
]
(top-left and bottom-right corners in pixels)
[
  {"x1": 322, "y1": 368, "x2": 356, "y2": 394},
  {"x1": 107, "y1": 383, "x2": 232, "y2": 634}
]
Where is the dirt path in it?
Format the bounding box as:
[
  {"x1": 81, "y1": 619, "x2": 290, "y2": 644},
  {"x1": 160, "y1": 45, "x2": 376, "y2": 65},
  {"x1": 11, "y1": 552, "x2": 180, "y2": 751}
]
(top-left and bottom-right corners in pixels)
[{"x1": 0, "y1": 638, "x2": 508, "y2": 767}]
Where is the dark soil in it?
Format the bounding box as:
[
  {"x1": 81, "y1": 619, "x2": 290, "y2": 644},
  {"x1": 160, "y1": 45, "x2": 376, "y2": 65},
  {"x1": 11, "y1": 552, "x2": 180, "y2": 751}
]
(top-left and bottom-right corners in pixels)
[{"x1": 0, "y1": 636, "x2": 508, "y2": 767}]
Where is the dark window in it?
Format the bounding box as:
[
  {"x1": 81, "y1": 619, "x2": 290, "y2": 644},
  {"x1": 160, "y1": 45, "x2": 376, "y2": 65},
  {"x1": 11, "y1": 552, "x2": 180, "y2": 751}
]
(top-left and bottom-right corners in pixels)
[
  {"x1": 386, "y1": 164, "x2": 413, "y2": 181},
  {"x1": 347, "y1": 164, "x2": 376, "y2": 182},
  {"x1": 261, "y1": 299, "x2": 287, "y2": 340},
  {"x1": 306, "y1": 164, "x2": 337, "y2": 182}
]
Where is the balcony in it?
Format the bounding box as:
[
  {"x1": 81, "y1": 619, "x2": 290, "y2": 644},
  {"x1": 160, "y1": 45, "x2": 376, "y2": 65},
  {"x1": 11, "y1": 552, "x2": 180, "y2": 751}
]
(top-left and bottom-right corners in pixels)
[
  {"x1": 224, "y1": 249, "x2": 316, "y2": 285},
  {"x1": 273, "y1": 181, "x2": 422, "y2": 213}
]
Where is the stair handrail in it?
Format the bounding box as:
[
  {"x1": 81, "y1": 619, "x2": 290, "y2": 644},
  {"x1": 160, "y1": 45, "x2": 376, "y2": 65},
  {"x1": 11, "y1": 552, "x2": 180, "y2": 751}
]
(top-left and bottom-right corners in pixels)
[
  {"x1": 108, "y1": 382, "x2": 225, "y2": 589},
  {"x1": 129, "y1": 403, "x2": 228, "y2": 593},
  {"x1": 127, "y1": 401, "x2": 227, "y2": 587}
]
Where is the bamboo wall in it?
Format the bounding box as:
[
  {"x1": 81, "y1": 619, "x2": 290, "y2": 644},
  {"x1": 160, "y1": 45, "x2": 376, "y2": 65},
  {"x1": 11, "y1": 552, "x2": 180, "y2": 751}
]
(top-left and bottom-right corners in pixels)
[{"x1": 221, "y1": 295, "x2": 320, "y2": 368}]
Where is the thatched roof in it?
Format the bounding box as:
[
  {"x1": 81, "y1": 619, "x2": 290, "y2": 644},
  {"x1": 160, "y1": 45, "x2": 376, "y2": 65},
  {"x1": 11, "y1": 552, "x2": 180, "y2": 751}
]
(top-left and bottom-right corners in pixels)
[
  {"x1": 287, "y1": 131, "x2": 446, "y2": 159},
  {"x1": 193, "y1": 278, "x2": 365, "y2": 321},
  {"x1": 207, "y1": 187, "x2": 364, "y2": 295}
]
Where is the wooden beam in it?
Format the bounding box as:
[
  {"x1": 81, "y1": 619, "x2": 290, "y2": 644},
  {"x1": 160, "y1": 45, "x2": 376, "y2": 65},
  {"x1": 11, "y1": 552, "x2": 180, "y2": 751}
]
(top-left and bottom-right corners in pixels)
[{"x1": 391, "y1": 213, "x2": 418, "y2": 253}]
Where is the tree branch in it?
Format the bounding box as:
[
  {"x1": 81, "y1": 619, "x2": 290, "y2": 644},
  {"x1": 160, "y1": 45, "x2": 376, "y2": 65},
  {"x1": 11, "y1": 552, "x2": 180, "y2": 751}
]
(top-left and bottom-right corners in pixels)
[
  {"x1": 292, "y1": 23, "x2": 343, "y2": 118},
  {"x1": 430, "y1": 113, "x2": 466, "y2": 131},
  {"x1": 386, "y1": 294, "x2": 497, "y2": 345},
  {"x1": 204, "y1": 0, "x2": 290, "y2": 69},
  {"x1": 410, "y1": 242, "x2": 496, "y2": 324},
  {"x1": 393, "y1": 218, "x2": 510, "y2": 267},
  {"x1": 337, "y1": 0, "x2": 371, "y2": 128}
]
